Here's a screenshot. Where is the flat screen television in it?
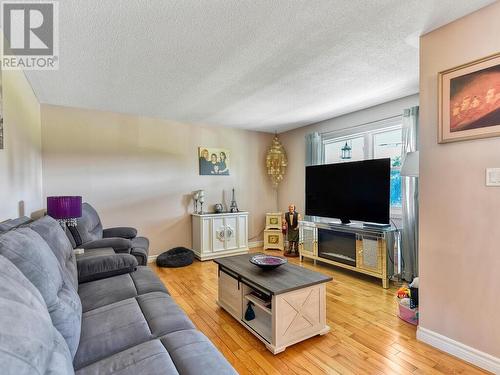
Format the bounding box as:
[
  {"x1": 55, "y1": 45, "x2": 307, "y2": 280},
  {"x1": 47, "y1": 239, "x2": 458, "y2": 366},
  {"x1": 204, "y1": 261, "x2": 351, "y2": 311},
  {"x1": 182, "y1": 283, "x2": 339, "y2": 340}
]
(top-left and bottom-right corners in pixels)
[{"x1": 305, "y1": 158, "x2": 391, "y2": 225}]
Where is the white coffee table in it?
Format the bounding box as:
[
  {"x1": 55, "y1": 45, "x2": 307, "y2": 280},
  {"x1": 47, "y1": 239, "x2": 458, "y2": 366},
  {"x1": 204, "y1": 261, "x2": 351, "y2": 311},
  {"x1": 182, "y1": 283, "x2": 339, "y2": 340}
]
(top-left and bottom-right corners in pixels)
[{"x1": 214, "y1": 253, "x2": 332, "y2": 354}]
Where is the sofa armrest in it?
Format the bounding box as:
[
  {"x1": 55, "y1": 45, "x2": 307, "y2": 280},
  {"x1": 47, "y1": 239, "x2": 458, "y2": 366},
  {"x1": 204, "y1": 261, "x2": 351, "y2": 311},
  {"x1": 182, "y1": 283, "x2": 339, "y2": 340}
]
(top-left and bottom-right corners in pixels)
[
  {"x1": 77, "y1": 253, "x2": 138, "y2": 283},
  {"x1": 80, "y1": 238, "x2": 132, "y2": 253},
  {"x1": 103, "y1": 227, "x2": 137, "y2": 239}
]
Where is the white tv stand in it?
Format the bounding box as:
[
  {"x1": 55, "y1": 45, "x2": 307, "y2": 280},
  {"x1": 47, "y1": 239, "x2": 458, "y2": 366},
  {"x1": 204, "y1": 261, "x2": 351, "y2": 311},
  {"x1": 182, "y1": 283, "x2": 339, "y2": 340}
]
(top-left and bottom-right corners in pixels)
[{"x1": 299, "y1": 216, "x2": 397, "y2": 288}]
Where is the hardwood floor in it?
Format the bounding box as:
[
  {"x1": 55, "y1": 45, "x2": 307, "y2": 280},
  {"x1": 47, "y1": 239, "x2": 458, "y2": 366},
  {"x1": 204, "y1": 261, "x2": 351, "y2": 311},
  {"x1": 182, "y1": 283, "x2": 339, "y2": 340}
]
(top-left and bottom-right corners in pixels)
[{"x1": 151, "y1": 249, "x2": 490, "y2": 375}]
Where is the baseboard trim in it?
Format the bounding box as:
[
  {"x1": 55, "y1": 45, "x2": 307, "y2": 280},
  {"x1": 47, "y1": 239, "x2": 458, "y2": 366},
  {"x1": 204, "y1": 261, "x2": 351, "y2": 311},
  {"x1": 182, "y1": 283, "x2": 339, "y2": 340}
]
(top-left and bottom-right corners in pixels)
[
  {"x1": 147, "y1": 240, "x2": 263, "y2": 263},
  {"x1": 417, "y1": 326, "x2": 500, "y2": 373},
  {"x1": 248, "y1": 240, "x2": 263, "y2": 249}
]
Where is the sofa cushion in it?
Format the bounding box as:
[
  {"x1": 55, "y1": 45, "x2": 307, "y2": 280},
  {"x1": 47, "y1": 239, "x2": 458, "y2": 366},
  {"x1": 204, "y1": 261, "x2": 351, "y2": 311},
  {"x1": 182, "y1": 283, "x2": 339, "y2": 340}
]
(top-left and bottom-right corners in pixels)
[
  {"x1": 136, "y1": 292, "x2": 195, "y2": 337},
  {"x1": 78, "y1": 266, "x2": 168, "y2": 312},
  {"x1": 74, "y1": 292, "x2": 194, "y2": 369},
  {"x1": 29, "y1": 215, "x2": 79, "y2": 291},
  {"x1": 74, "y1": 298, "x2": 151, "y2": 369},
  {"x1": 0, "y1": 228, "x2": 82, "y2": 359},
  {"x1": 77, "y1": 252, "x2": 138, "y2": 283},
  {"x1": 68, "y1": 203, "x2": 103, "y2": 246},
  {"x1": 76, "y1": 340, "x2": 178, "y2": 375},
  {"x1": 161, "y1": 330, "x2": 238, "y2": 375},
  {"x1": 0, "y1": 255, "x2": 74, "y2": 375},
  {"x1": 130, "y1": 265, "x2": 169, "y2": 295}
]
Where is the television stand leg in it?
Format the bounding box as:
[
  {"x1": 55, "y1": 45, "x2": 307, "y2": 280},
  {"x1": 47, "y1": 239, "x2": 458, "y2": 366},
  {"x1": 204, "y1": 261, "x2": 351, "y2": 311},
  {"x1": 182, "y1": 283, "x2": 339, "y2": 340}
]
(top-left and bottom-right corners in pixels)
[{"x1": 382, "y1": 278, "x2": 389, "y2": 289}]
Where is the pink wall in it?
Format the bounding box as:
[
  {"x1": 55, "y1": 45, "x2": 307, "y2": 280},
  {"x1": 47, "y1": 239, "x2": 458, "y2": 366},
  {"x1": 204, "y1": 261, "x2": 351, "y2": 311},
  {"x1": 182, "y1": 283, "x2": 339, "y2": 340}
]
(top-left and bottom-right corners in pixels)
[
  {"x1": 419, "y1": 2, "x2": 500, "y2": 358},
  {"x1": 41, "y1": 105, "x2": 277, "y2": 256}
]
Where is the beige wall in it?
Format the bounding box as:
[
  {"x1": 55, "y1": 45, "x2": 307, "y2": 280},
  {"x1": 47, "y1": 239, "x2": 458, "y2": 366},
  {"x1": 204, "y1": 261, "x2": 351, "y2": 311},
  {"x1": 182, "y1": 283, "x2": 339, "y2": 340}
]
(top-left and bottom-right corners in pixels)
[
  {"x1": 277, "y1": 94, "x2": 418, "y2": 214},
  {"x1": 419, "y1": 2, "x2": 500, "y2": 359},
  {"x1": 41, "y1": 105, "x2": 277, "y2": 256},
  {"x1": 0, "y1": 69, "x2": 42, "y2": 220}
]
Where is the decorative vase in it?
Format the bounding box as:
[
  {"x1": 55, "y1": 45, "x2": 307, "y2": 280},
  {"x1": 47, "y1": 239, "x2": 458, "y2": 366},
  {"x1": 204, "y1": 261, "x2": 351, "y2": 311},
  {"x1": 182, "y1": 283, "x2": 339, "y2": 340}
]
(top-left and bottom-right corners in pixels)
[
  {"x1": 193, "y1": 191, "x2": 200, "y2": 213},
  {"x1": 198, "y1": 190, "x2": 205, "y2": 214}
]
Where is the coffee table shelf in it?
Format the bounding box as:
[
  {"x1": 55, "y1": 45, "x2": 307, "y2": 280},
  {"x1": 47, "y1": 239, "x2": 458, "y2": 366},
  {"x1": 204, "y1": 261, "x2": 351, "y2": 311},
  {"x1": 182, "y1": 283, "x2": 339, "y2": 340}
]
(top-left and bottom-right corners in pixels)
[
  {"x1": 215, "y1": 253, "x2": 332, "y2": 354},
  {"x1": 243, "y1": 307, "x2": 272, "y2": 343},
  {"x1": 244, "y1": 294, "x2": 272, "y2": 315}
]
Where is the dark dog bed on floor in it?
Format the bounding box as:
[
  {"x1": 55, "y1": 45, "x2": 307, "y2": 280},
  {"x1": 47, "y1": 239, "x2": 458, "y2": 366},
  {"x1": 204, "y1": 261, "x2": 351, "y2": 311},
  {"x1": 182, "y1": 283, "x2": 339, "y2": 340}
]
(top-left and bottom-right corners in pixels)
[{"x1": 156, "y1": 247, "x2": 194, "y2": 268}]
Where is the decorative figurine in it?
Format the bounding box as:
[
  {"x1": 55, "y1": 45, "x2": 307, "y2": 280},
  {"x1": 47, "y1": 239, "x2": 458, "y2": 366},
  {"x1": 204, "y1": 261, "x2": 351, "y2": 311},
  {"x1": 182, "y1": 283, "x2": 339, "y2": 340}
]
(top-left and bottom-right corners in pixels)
[
  {"x1": 283, "y1": 204, "x2": 301, "y2": 257},
  {"x1": 229, "y1": 188, "x2": 239, "y2": 213},
  {"x1": 214, "y1": 203, "x2": 224, "y2": 213}
]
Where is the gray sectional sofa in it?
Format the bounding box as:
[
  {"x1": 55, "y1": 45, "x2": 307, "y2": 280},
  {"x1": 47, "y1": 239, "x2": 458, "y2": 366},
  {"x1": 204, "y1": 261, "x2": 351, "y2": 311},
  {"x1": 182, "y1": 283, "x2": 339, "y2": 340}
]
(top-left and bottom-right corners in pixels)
[{"x1": 0, "y1": 215, "x2": 236, "y2": 375}]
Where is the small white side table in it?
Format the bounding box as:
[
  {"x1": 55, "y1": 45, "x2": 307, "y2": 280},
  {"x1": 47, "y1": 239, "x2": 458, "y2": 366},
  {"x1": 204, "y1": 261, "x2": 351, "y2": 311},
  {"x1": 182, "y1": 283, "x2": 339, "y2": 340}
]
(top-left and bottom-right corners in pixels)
[
  {"x1": 191, "y1": 212, "x2": 249, "y2": 261},
  {"x1": 263, "y1": 212, "x2": 283, "y2": 251}
]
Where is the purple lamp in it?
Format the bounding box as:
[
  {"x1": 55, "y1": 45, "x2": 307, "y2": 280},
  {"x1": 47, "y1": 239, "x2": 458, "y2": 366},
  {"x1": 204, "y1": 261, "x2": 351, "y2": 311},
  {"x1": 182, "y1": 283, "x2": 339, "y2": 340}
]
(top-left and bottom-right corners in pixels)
[{"x1": 47, "y1": 196, "x2": 82, "y2": 227}]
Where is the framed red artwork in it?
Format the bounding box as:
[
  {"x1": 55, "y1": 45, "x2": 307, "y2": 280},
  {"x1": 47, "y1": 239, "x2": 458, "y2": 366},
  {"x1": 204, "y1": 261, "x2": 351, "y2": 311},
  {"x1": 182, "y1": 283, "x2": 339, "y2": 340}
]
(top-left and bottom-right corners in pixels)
[{"x1": 439, "y1": 53, "x2": 500, "y2": 143}]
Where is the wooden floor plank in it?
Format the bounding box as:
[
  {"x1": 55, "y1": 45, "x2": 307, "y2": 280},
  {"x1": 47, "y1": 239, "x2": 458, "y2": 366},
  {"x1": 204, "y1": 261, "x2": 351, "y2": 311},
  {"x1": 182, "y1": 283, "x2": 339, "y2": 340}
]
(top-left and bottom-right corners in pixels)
[{"x1": 151, "y1": 248, "x2": 491, "y2": 374}]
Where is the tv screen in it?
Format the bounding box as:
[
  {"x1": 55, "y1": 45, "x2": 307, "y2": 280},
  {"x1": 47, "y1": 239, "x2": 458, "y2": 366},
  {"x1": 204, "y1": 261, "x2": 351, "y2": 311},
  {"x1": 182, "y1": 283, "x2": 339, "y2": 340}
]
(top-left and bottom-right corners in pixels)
[{"x1": 305, "y1": 158, "x2": 391, "y2": 224}]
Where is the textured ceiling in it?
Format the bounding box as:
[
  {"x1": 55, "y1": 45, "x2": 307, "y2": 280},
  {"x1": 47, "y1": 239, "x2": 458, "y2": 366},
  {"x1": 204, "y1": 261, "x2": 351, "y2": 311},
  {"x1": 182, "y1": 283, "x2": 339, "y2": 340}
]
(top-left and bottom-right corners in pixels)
[{"x1": 26, "y1": 0, "x2": 495, "y2": 132}]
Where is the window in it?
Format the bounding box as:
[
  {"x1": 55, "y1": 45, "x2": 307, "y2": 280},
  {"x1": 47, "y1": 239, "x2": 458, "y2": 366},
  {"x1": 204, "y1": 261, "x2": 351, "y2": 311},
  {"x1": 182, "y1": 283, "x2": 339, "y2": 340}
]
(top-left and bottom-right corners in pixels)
[
  {"x1": 373, "y1": 128, "x2": 403, "y2": 209},
  {"x1": 322, "y1": 119, "x2": 403, "y2": 216},
  {"x1": 324, "y1": 136, "x2": 365, "y2": 164}
]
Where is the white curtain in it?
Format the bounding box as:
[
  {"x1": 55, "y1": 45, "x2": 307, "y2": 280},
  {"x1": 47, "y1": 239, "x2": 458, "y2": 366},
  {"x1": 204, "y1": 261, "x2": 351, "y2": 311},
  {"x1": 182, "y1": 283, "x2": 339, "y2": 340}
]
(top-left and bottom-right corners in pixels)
[
  {"x1": 305, "y1": 132, "x2": 322, "y2": 166},
  {"x1": 401, "y1": 106, "x2": 419, "y2": 281}
]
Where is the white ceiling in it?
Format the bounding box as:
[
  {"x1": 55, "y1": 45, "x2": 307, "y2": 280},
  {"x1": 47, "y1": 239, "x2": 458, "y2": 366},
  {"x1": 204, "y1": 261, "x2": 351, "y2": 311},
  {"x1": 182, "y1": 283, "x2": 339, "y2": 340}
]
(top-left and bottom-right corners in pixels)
[{"x1": 26, "y1": 0, "x2": 495, "y2": 132}]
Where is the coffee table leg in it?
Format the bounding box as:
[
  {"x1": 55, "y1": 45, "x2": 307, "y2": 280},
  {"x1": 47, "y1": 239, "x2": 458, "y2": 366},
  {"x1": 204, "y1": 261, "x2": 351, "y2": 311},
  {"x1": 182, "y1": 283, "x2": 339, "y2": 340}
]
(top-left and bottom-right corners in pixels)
[
  {"x1": 319, "y1": 326, "x2": 330, "y2": 336},
  {"x1": 266, "y1": 343, "x2": 286, "y2": 354}
]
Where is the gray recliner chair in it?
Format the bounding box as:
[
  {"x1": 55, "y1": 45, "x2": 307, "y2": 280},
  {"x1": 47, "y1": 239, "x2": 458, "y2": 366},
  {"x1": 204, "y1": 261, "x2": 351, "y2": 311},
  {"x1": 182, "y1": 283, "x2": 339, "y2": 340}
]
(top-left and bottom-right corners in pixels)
[{"x1": 67, "y1": 203, "x2": 149, "y2": 265}]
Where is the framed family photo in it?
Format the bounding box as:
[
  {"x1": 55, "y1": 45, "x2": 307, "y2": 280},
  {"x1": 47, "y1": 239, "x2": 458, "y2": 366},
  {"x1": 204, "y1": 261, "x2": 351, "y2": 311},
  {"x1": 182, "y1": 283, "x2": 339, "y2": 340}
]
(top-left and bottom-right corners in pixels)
[
  {"x1": 438, "y1": 52, "x2": 500, "y2": 143},
  {"x1": 198, "y1": 147, "x2": 230, "y2": 176}
]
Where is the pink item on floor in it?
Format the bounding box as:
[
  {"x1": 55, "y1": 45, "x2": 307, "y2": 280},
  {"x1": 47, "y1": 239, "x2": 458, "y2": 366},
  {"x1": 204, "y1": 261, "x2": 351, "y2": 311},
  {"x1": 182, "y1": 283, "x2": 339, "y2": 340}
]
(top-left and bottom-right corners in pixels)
[{"x1": 398, "y1": 302, "x2": 419, "y2": 325}]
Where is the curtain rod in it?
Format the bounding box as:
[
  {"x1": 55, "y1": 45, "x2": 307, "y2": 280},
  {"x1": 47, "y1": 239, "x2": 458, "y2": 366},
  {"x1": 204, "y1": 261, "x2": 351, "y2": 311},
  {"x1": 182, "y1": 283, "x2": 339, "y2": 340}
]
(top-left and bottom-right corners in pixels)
[{"x1": 320, "y1": 114, "x2": 402, "y2": 137}]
